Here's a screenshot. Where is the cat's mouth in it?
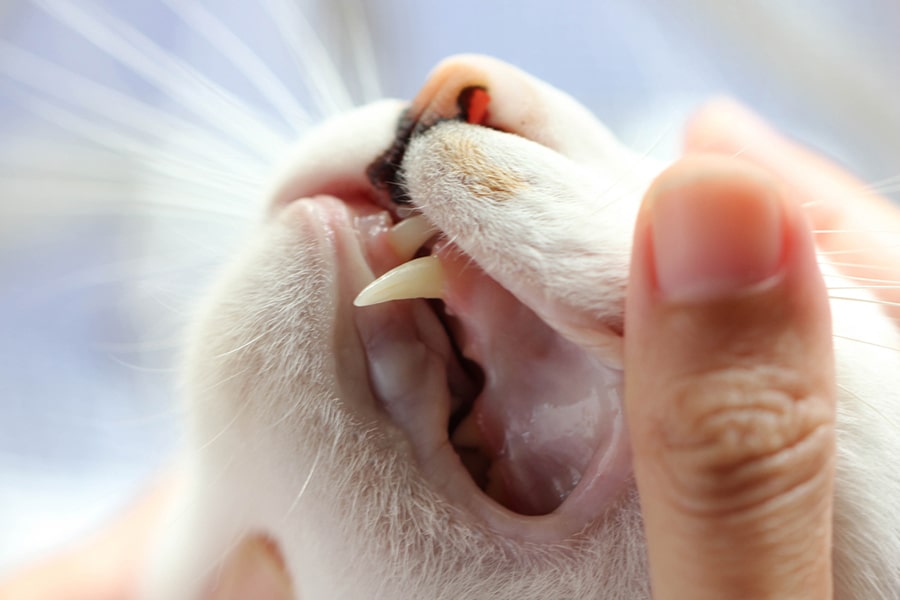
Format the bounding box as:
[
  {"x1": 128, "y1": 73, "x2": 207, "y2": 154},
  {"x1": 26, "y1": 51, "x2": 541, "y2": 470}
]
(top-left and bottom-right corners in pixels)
[
  {"x1": 320, "y1": 81, "x2": 631, "y2": 533},
  {"x1": 269, "y1": 60, "x2": 633, "y2": 537},
  {"x1": 348, "y1": 213, "x2": 627, "y2": 519}
]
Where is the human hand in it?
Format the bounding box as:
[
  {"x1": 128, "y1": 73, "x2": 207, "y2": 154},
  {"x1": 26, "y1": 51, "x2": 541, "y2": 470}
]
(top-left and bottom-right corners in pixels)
[{"x1": 623, "y1": 97, "x2": 900, "y2": 599}]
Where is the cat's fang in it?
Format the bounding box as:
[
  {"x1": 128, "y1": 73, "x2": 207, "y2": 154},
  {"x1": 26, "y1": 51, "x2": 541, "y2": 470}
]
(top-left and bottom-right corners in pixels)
[
  {"x1": 354, "y1": 255, "x2": 446, "y2": 306},
  {"x1": 387, "y1": 214, "x2": 438, "y2": 261}
]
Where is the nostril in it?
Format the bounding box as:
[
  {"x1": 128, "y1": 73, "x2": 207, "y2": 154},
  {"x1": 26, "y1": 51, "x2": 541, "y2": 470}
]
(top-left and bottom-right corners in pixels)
[
  {"x1": 458, "y1": 86, "x2": 491, "y2": 125},
  {"x1": 366, "y1": 79, "x2": 494, "y2": 210}
]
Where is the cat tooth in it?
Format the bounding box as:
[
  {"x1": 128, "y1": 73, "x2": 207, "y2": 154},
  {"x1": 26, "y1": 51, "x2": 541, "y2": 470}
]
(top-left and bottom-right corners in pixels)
[
  {"x1": 387, "y1": 214, "x2": 438, "y2": 261},
  {"x1": 354, "y1": 255, "x2": 445, "y2": 306}
]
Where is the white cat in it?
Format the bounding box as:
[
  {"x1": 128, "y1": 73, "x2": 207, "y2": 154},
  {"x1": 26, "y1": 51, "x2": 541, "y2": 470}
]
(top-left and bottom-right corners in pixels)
[{"x1": 141, "y1": 55, "x2": 900, "y2": 599}]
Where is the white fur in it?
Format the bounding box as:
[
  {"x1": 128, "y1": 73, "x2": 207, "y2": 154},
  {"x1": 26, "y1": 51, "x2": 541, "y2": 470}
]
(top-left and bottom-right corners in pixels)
[{"x1": 143, "y1": 56, "x2": 900, "y2": 599}]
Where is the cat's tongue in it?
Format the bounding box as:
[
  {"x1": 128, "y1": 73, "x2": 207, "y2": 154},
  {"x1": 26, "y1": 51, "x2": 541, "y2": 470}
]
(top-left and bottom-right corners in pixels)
[{"x1": 437, "y1": 247, "x2": 624, "y2": 516}]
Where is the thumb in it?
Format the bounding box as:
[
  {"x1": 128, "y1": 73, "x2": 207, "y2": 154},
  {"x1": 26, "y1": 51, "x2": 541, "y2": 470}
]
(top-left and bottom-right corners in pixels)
[{"x1": 625, "y1": 155, "x2": 836, "y2": 599}]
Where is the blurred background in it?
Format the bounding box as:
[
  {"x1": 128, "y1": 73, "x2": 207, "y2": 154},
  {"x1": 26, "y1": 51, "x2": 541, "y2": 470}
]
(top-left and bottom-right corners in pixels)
[{"x1": 1, "y1": 0, "x2": 899, "y2": 576}]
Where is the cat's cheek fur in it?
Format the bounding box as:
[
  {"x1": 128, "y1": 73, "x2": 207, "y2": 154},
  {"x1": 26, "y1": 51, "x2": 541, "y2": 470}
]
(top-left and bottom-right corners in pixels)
[
  {"x1": 141, "y1": 202, "x2": 361, "y2": 598},
  {"x1": 826, "y1": 273, "x2": 900, "y2": 596}
]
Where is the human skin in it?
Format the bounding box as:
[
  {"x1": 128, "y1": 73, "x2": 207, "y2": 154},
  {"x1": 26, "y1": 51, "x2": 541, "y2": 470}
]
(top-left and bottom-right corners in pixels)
[{"x1": 627, "y1": 155, "x2": 834, "y2": 599}]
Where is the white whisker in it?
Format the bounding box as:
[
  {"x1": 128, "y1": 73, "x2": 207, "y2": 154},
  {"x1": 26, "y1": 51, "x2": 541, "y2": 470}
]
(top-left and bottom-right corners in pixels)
[
  {"x1": 0, "y1": 40, "x2": 267, "y2": 171},
  {"x1": 161, "y1": 0, "x2": 311, "y2": 132},
  {"x1": 340, "y1": 0, "x2": 383, "y2": 103},
  {"x1": 817, "y1": 245, "x2": 900, "y2": 256},
  {"x1": 814, "y1": 229, "x2": 900, "y2": 235},
  {"x1": 828, "y1": 295, "x2": 900, "y2": 308},
  {"x1": 211, "y1": 331, "x2": 272, "y2": 360},
  {"x1": 11, "y1": 90, "x2": 264, "y2": 199},
  {"x1": 196, "y1": 398, "x2": 246, "y2": 452},
  {"x1": 822, "y1": 272, "x2": 900, "y2": 285},
  {"x1": 592, "y1": 139, "x2": 669, "y2": 216},
  {"x1": 33, "y1": 0, "x2": 290, "y2": 160},
  {"x1": 1, "y1": 184, "x2": 253, "y2": 221},
  {"x1": 1, "y1": 172, "x2": 132, "y2": 208},
  {"x1": 67, "y1": 407, "x2": 187, "y2": 428},
  {"x1": 92, "y1": 338, "x2": 184, "y2": 354},
  {"x1": 3, "y1": 160, "x2": 260, "y2": 213},
  {"x1": 835, "y1": 382, "x2": 900, "y2": 433},
  {"x1": 832, "y1": 333, "x2": 900, "y2": 354},
  {"x1": 858, "y1": 174, "x2": 900, "y2": 196},
  {"x1": 106, "y1": 353, "x2": 180, "y2": 374},
  {"x1": 261, "y1": 0, "x2": 355, "y2": 116},
  {"x1": 281, "y1": 452, "x2": 320, "y2": 521},
  {"x1": 822, "y1": 260, "x2": 900, "y2": 273},
  {"x1": 826, "y1": 285, "x2": 900, "y2": 290}
]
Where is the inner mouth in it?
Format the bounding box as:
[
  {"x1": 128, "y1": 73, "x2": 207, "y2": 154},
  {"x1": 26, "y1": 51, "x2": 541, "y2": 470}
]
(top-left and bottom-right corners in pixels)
[{"x1": 348, "y1": 87, "x2": 625, "y2": 518}]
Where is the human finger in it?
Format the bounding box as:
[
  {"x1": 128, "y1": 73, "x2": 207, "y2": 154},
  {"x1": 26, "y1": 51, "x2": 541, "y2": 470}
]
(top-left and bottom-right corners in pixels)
[{"x1": 625, "y1": 155, "x2": 836, "y2": 599}]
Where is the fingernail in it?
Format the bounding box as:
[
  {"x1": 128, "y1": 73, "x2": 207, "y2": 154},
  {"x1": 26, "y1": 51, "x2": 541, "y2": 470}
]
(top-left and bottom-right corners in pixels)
[
  {"x1": 211, "y1": 537, "x2": 292, "y2": 600},
  {"x1": 651, "y1": 169, "x2": 785, "y2": 302}
]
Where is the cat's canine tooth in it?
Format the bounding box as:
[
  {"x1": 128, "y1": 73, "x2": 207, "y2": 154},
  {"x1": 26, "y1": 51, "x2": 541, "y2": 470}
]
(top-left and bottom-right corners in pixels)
[
  {"x1": 388, "y1": 215, "x2": 438, "y2": 261},
  {"x1": 354, "y1": 255, "x2": 446, "y2": 307}
]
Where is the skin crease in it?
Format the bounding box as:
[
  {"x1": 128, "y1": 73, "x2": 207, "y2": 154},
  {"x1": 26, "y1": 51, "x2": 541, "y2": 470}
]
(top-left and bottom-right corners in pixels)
[{"x1": 3, "y1": 62, "x2": 900, "y2": 599}]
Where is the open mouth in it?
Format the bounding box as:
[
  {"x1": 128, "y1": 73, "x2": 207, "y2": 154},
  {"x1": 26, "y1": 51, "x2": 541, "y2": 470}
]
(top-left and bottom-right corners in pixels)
[
  {"x1": 338, "y1": 80, "x2": 630, "y2": 523},
  {"x1": 267, "y1": 56, "x2": 638, "y2": 536}
]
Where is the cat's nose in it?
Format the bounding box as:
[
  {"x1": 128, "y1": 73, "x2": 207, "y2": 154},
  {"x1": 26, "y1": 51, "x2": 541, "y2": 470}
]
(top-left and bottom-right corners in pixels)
[
  {"x1": 369, "y1": 54, "x2": 564, "y2": 206},
  {"x1": 371, "y1": 54, "x2": 635, "y2": 202},
  {"x1": 405, "y1": 54, "x2": 497, "y2": 129}
]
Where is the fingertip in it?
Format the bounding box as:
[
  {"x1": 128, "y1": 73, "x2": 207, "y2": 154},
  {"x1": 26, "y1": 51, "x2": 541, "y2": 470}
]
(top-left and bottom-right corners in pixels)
[
  {"x1": 632, "y1": 154, "x2": 827, "y2": 314},
  {"x1": 642, "y1": 156, "x2": 787, "y2": 303}
]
